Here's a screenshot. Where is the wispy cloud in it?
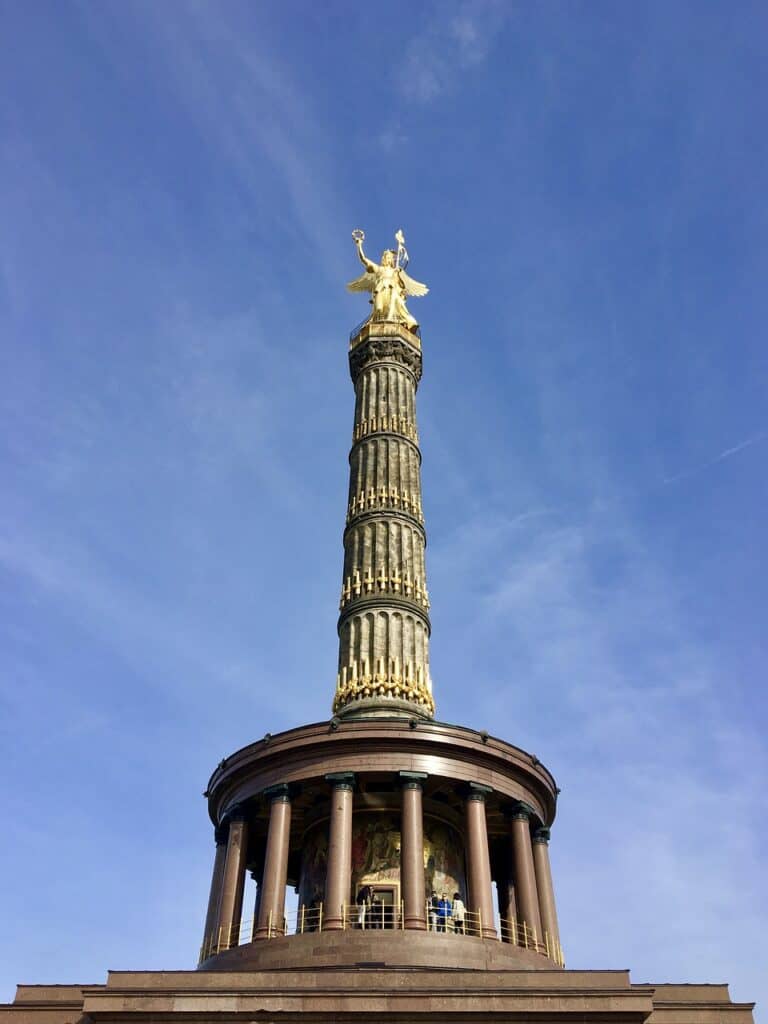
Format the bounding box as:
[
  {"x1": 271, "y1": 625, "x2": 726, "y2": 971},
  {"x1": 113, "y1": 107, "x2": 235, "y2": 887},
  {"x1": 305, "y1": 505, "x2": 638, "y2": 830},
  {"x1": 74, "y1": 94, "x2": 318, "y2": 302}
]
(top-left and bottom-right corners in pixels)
[
  {"x1": 0, "y1": 523, "x2": 268, "y2": 709},
  {"x1": 377, "y1": 121, "x2": 409, "y2": 153},
  {"x1": 81, "y1": 2, "x2": 351, "y2": 282},
  {"x1": 397, "y1": 0, "x2": 511, "y2": 104},
  {"x1": 0, "y1": 305, "x2": 331, "y2": 725},
  {"x1": 431, "y1": 500, "x2": 767, "y2": 993}
]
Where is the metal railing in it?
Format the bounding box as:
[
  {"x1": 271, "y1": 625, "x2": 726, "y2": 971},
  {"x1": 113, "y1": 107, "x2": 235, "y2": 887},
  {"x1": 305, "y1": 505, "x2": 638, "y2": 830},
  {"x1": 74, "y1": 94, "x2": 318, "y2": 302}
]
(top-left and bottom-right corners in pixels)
[
  {"x1": 426, "y1": 908, "x2": 564, "y2": 966},
  {"x1": 349, "y1": 317, "x2": 370, "y2": 342},
  {"x1": 200, "y1": 903, "x2": 564, "y2": 967}
]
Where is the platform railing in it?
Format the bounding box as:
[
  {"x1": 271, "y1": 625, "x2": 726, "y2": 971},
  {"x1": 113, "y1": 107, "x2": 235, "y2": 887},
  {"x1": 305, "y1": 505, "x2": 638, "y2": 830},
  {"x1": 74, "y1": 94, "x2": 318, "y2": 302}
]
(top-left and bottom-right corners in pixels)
[
  {"x1": 200, "y1": 902, "x2": 564, "y2": 968},
  {"x1": 425, "y1": 908, "x2": 564, "y2": 966}
]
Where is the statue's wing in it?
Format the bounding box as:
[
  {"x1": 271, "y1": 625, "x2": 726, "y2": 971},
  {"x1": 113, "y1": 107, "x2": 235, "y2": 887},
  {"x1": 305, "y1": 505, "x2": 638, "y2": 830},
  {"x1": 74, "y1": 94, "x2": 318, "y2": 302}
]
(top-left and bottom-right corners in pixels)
[
  {"x1": 400, "y1": 270, "x2": 429, "y2": 297},
  {"x1": 346, "y1": 271, "x2": 376, "y2": 293}
]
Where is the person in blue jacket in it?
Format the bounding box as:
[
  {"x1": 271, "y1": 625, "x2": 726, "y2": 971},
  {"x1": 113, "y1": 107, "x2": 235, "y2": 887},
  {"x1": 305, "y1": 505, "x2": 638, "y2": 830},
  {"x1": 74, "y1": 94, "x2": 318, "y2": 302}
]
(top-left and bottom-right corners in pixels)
[{"x1": 437, "y1": 892, "x2": 452, "y2": 932}]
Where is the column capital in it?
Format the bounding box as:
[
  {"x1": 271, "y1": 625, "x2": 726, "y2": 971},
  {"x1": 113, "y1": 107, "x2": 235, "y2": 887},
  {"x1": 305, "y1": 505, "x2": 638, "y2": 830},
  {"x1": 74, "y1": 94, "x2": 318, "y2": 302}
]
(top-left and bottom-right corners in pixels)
[
  {"x1": 223, "y1": 803, "x2": 249, "y2": 824},
  {"x1": 399, "y1": 771, "x2": 428, "y2": 790},
  {"x1": 465, "y1": 782, "x2": 493, "y2": 802},
  {"x1": 533, "y1": 827, "x2": 551, "y2": 844},
  {"x1": 506, "y1": 800, "x2": 535, "y2": 821},
  {"x1": 325, "y1": 772, "x2": 356, "y2": 791},
  {"x1": 263, "y1": 783, "x2": 292, "y2": 804}
]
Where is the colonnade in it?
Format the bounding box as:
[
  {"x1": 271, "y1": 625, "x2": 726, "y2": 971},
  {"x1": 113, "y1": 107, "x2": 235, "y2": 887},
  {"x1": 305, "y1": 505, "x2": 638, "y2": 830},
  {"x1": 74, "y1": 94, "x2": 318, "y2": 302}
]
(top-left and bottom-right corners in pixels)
[{"x1": 203, "y1": 775, "x2": 559, "y2": 959}]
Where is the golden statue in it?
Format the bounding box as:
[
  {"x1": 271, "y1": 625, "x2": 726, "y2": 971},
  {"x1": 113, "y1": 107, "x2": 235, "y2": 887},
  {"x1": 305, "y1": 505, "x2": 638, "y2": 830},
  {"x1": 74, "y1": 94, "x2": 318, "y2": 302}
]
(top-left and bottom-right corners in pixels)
[{"x1": 347, "y1": 229, "x2": 428, "y2": 332}]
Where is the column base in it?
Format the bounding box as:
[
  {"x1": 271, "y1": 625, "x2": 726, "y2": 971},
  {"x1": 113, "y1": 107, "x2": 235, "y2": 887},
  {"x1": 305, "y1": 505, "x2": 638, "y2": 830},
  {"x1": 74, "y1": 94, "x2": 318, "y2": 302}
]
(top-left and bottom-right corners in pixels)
[{"x1": 404, "y1": 917, "x2": 428, "y2": 931}]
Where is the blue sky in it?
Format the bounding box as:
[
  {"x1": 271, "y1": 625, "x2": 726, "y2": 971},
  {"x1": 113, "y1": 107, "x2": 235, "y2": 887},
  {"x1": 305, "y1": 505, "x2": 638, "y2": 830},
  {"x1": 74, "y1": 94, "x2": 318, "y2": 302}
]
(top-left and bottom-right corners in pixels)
[{"x1": 1, "y1": 0, "x2": 766, "y2": 1013}]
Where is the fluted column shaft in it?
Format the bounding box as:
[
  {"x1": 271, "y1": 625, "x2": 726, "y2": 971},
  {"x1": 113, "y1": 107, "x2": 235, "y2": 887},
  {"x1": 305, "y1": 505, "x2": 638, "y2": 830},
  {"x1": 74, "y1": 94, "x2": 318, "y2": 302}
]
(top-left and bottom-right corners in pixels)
[
  {"x1": 323, "y1": 773, "x2": 355, "y2": 930},
  {"x1": 464, "y1": 785, "x2": 496, "y2": 939},
  {"x1": 508, "y1": 803, "x2": 542, "y2": 943},
  {"x1": 334, "y1": 329, "x2": 434, "y2": 719},
  {"x1": 217, "y1": 814, "x2": 249, "y2": 949},
  {"x1": 255, "y1": 786, "x2": 292, "y2": 938},
  {"x1": 533, "y1": 827, "x2": 560, "y2": 955},
  {"x1": 400, "y1": 772, "x2": 427, "y2": 930},
  {"x1": 201, "y1": 827, "x2": 228, "y2": 954}
]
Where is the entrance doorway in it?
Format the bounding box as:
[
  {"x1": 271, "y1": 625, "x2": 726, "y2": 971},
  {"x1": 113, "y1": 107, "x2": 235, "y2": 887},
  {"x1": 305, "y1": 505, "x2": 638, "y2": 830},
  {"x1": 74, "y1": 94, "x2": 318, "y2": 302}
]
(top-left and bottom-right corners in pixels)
[{"x1": 367, "y1": 884, "x2": 400, "y2": 929}]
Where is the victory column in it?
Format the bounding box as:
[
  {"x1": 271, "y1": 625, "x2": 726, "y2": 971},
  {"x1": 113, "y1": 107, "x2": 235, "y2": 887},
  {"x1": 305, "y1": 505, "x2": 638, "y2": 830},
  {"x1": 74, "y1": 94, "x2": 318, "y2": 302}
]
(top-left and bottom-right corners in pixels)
[
  {"x1": 335, "y1": 230, "x2": 434, "y2": 718},
  {"x1": 0, "y1": 229, "x2": 753, "y2": 1024}
]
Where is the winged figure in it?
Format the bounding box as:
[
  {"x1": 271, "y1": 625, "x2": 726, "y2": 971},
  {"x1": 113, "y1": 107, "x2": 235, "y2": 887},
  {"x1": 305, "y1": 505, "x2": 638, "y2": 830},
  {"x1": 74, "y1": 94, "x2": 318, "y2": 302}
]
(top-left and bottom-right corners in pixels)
[{"x1": 347, "y1": 230, "x2": 428, "y2": 332}]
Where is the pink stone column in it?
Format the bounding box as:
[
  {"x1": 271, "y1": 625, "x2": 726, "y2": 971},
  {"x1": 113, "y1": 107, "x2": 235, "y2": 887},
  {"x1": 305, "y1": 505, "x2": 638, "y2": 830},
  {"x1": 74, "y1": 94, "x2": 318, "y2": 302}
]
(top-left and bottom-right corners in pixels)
[
  {"x1": 400, "y1": 772, "x2": 427, "y2": 930},
  {"x1": 255, "y1": 786, "x2": 292, "y2": 939},
  {"x1": 216, "y1": 813, "x2": 249, "y2": 950},
  {"x1": 201, "y1": 826, "x2": 228, "y2": 958},
  {"x1": 323, "y1": 773, "x2": 355, "y2": 930},
  {"x1": 497, "y1": 869, "x2": 518, "y2": 942},
  {"x1": 464, "y1": 785, "x2": 497, "y2": 939},
  {"x1": 508, "y1": 803, "x2": 542, "y2": 946},
  {"x1": 533, "y1": 827, "x2": 561, "y2": 960},
  {"x1": 250, "y1": 868, "x2": 262, "y2": 931}
]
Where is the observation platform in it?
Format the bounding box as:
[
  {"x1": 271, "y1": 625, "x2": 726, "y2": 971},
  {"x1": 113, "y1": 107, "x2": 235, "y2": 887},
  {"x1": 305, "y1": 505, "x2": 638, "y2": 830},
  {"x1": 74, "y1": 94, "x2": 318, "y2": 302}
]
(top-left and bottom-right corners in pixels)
[
  {"x1": 200, "y1": 922, "x2": 560, "y2": 972},
  {"x1": 200, "y1": 718, "x2": 563, "y2": 971}
]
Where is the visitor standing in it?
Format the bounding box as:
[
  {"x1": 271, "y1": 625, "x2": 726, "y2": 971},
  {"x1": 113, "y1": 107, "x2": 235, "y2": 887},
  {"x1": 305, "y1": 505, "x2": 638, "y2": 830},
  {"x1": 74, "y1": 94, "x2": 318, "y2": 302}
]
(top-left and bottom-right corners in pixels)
[
  {"x1": 428, "y1": 891, "x2": 439, "y2": 931},
  {"x1": 451, "y1": 892, "x2": 466, "y2": 933},
  {"x1": 356, "y1": 885, "x2": 372, "y2": 929},
  {"x1": 437, "y1": 893, "x2": 452, "y2": 932}
]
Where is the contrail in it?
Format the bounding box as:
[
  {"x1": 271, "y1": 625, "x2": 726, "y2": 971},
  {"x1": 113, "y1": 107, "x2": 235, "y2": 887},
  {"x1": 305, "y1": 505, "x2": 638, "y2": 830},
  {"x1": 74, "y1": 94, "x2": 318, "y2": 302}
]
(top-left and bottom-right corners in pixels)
[
  {"x1": 713, "y1": 432, "x2": 766, "y2": 462},
  {"x1": 664, "y1": 431, "x2": 766, "y2": 485}
]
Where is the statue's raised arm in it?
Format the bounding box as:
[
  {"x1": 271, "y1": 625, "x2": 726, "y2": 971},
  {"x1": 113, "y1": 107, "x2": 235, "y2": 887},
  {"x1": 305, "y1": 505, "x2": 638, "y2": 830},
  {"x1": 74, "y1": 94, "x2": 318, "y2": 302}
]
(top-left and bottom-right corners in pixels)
[
  {"x1": 353, "y1": 229, "x2": 377, "y2": 273},
  {"x1": 346, "y1": 228, "x2": 428, "y2": 333}
]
